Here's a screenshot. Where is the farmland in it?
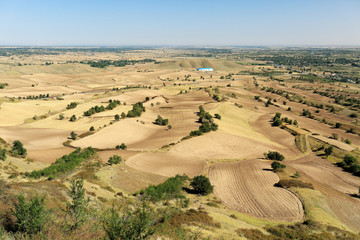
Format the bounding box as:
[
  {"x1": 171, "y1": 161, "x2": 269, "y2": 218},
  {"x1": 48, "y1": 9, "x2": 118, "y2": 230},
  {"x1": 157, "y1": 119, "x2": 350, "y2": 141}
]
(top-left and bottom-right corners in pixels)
[{"x1": 0, "y1": 47, "x2": 360, "y2": 239}]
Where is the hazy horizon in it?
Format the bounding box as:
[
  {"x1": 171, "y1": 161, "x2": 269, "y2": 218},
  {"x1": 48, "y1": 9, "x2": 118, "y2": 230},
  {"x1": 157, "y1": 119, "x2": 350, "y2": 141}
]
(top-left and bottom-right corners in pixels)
[{"x1": 1, "y1": 0, "x2": 359, "y2": 46}]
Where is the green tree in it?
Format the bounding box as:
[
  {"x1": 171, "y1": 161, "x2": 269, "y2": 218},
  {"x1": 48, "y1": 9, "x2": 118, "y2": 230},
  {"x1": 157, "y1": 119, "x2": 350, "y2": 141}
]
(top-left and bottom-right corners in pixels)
[
  {"x1": 11, "y1": 194, "x2": 48, "y2": 234},
  {"x1": 271, "y1": 161, "x2": 286, "y2": 171},
  {"x1": 69, "y1": 115, "x2": 77, "y2": 122},
  {"x1": 116, "y1": 143, "x2": 127, "y2": 150},
  {"x1": 70, "y1": 131, "x2": 77, "y2": 140},
  {"x1": 102, "y1": 201, "x2": 156, "y2": 240},
  {"x1": 114, "y1": 114, "x2": 120, "y2": 121},
  {"x1": 325, "y1": 146, "x2": 333, "y2": 157},
  {"x1": 335, "y1": 122, "x2": 342, "y2": 128},
  {"x1": 11, "y1": 140, "x2": 27, "y2": 156},
  {"x1": 108, "y1": 155, "x2": 122, "y2": 165},
  {"x1": 265, "y1": 151, "x2": 284, "y2": 161},
  {"x1": 89, "y1": 126, "x2": 95, "y2": 131},
  {"x1": 190, "y1": 175, "x2": 213, "y2": 195},
  {"x1": 66, "y1": 179, "x2": 90, "y2": 230}
]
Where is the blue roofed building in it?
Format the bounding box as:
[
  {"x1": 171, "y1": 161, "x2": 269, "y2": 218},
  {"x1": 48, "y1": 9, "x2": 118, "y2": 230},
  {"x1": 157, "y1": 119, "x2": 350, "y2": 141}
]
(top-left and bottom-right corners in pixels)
[{"x1": 197, "y1": 68, "x2": 214, "y2": 72}]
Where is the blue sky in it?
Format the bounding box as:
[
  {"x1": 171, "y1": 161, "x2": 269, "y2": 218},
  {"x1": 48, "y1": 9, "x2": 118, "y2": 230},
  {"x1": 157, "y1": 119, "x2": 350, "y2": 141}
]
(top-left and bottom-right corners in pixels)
[{"x1": 0, "y1": 0, "x2": 359, "y2": 46}]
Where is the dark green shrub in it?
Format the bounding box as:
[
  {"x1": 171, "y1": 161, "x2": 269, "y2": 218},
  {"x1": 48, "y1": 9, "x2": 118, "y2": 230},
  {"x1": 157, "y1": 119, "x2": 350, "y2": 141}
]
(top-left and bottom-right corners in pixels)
[
  {"x1": 108, "y1": 155, "x2": 122, "y2": 165},
  {"x1": 271, "y1": 161, "x2": 286, "y2": 171},
  {"x1": 154, "y1": 115, "x2": 169, "y2": 126},
  {"x1": 265, "y1": 151, "x2": 284, "y2": 161},
  {"x1": 11, "y1": 140, "x2": 27, "y2": 156},
  {"x1": 190, "y1": 175, "x2": 213, "y2": 195},
  {"x1": 28, "y1": 147, "x2": 96, "y2": 178},
  {"x1": 141, "y1": 175, "x2": 188, "y2": 201}
]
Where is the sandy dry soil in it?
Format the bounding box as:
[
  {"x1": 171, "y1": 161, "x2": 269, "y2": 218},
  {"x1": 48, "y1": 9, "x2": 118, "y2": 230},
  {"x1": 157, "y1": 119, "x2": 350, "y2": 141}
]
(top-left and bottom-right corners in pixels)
[
  {"x1": 0, "y1": 126, "x2": 70, "y2": 150},
  {"x1": 209, "y1": 159, "x2": 304, "y2": 221},
  {"x1": 126, "y1": 131, "x2": 287, "y2": 177}
]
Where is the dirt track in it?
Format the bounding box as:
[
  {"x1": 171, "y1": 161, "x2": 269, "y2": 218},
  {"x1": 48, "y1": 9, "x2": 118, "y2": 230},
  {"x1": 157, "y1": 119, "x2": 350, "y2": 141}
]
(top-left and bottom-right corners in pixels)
[{"x1": 209, "y1": 159, "x2": 304, "y2": 221}]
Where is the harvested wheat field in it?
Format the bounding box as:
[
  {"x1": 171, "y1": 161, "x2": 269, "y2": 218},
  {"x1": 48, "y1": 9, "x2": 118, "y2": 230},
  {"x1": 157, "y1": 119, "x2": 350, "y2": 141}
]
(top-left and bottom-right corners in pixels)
[{"x1": 209, "y1": 159, "x2": 304, "y2": 221}]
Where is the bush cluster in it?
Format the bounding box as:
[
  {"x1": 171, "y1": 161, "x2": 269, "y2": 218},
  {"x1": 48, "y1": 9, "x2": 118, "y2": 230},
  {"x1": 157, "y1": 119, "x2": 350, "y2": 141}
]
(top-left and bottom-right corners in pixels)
[
  {"x1": 265, "y1": 151, "x2": 284, "y2": 161},
  {"x1": 66, "y1": 102, "x2": 78, "y2": 110},
  {"x1": 127, "y1": 102, "x2": 146, "y2": 117},
  {"x1": 84, "y1": 100, "x2": 121, "y2": 116},
  {"x1": 11, "y1": 140, "x2": 27, "y2": 157},
  {"x1": 190, "y1": 106, "x2": 218, "y2": 136},
  {"x1": 139, "y1": 174, "x2": 188, "y2": 201},
  {"x1": 108, "y1": 155, "x2": 122, "y2": 165},
  {"x1": 338, "y1": 154, "x2": 360, "y2": 176},
  {"x1": 28, "y1": 147, "x2": 96, "y2": 178},
  {"x1": 154, "y1": 115, "x2": 169, "y2": 126}
]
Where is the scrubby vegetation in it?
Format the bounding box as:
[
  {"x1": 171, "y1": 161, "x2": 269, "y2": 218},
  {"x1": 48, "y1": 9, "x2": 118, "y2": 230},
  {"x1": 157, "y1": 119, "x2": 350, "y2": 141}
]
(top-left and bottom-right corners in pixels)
[
  {"x1": 28, "y1": 147, "x2": 96, "y2": 178},
  {"x1": 0, "y1": 147, "x2": 6, "y2": 160},
  {"x1": 275, "y1": 179, "x2": 314, "y2": 189}
]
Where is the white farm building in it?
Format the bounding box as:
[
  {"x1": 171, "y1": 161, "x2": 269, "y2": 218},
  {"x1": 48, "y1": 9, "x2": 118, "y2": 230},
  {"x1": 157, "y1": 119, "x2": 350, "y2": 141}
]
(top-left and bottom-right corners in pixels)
[{"x1": 197, "y1": 68, "x2": 214, "y2": 72}]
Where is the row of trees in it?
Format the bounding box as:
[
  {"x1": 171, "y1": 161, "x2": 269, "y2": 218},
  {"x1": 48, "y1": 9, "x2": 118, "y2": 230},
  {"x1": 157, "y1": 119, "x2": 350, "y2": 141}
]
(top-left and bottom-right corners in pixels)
[
  {"x1": 126, "y1": 102, "x2": 146, "y2": 118},
  {"x1": 190, "y1": 106, "x2": 219, "y2": 136},
  {"x1": 27, "y1": 147, "x2": 96, "y2": 179},
  {"x1": 66, "y1": 102, "x2": 78, "y2": 110},
  {"x1": 84, "y1": 100, "x2": 121, "y2": 117}
]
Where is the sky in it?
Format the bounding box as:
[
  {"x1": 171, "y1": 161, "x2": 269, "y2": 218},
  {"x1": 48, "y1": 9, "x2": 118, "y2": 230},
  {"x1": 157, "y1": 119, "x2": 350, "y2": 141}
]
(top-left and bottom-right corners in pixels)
[{"x1": 0, "y1": 0, "x2": 359, "y2": 46}]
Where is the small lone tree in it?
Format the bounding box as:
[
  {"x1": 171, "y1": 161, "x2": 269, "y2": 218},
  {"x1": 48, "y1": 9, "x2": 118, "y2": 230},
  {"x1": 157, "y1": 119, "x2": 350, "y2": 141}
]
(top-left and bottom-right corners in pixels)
[
  {"x1": 66, "y1": 179, "x2": 90, "y2": 230},
  {"x1": 11, "y1": 140, "x2": 27, "y2": 157},
  {"x1": 325, "y1": 146, "x2": 333, "y2": 157},
  {"x1": 190, "y1": 175, "x2": 213, "y2": 195},
  {"x1": 69, "y1": 115, "x2": 77, "y2": 122},
  {"x1": 114, "y1": 114, "x2": 120, "y2": 121},
  {"x1": 335, "y1": 122, "x2": 342, "y2": 128},
  {"x1": 89, "y1": 126, "x2": 95, "y2": 131},
  {"x1": 70, "y1": 131, "x2": 77, "y2": 140},
  {"x1": 11, "y1": 194, "x2": 48, "y2": 234}
]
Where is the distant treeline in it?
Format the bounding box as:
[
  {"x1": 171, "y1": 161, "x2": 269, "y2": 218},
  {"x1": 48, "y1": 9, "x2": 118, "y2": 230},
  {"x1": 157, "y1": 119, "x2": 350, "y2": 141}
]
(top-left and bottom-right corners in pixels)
[{"x1": 84, "y1": 59, "x2": 156, "y2": 68}]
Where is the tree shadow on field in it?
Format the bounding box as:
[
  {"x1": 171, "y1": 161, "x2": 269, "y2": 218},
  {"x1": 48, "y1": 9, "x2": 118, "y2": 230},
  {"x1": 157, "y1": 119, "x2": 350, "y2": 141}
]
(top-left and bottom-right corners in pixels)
[
  {"x1": 348, "y1": 193, "x2": 360, "y2": 199},
  {"x1": 262, "y1": 168, "x2": 273, "y2": 172},
  {"x1": 183, "y1": 187, "x2": 197, "y2": 194}
]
